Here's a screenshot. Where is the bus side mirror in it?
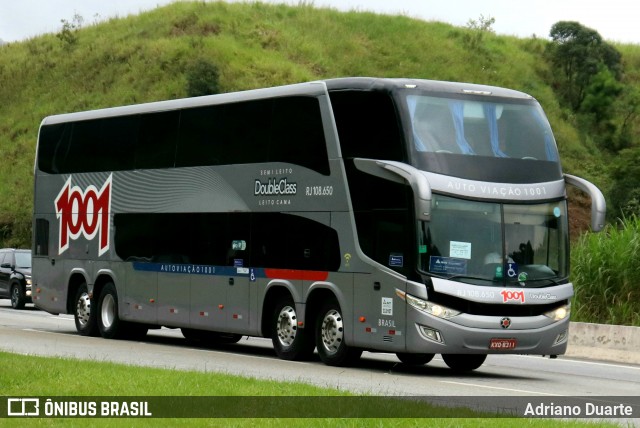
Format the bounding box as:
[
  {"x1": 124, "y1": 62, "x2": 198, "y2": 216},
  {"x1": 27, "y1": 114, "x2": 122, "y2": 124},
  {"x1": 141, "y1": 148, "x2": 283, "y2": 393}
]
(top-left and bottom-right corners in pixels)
[
  {"x1": 354, "y1": 158, "x2": 432, "y2": 221},
  {"x1": 564, "y1": 174, "x2": 607, "y2": 232}
]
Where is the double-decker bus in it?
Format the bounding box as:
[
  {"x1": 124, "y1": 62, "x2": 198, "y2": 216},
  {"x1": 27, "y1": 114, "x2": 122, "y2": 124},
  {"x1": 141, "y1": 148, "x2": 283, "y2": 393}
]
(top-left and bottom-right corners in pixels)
[{"x1": 32, "y1": 78, "x2": 605, "y2": 372}]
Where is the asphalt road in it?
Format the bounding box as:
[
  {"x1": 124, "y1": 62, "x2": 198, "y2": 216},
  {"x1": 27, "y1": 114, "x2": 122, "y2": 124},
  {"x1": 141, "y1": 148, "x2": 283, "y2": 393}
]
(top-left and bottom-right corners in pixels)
[{"x1": 1, "y1": 299, "x2": 639, "y2": 420}]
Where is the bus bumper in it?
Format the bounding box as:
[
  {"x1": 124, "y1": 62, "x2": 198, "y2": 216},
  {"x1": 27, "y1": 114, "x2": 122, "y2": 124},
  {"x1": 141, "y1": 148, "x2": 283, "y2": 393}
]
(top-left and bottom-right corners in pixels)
[{"x1": 404, "y1": 311, "x2": 570, "y2": 356}]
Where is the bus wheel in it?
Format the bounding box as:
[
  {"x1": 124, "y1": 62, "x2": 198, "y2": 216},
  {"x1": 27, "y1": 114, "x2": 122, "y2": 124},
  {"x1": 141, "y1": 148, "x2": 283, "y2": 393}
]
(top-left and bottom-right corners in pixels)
[
  {"x1": 316, "y1": 300, "x2": 362, "y2": 366},
  {"x1": 10, "y1": 284, "x2": 25, "y2": 309},
  {"x1": 396, "y1": 352, "x2": 435, "y2": 366},
  {"x1": 97, "y1": 282, "x2": 122, "y2": 339},
  {"x1": 442, "y1": 354, "x2": 487, "y2": 372},
  {"x1": 271, "y1": 297, "x2": 314, "y2": 361},
  {"x1": 74, "y1": 283, "x2": 98, "y2": 336}
]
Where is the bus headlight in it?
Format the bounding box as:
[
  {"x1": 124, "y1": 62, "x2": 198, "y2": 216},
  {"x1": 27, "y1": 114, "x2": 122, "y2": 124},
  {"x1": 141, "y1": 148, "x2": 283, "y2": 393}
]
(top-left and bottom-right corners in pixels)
[
  {"x1": 397, "y1": 290, "x2": 460, "y2": 319},
  {"x1": 544, "y1": 303, "x2": 570, "y2": 321}
]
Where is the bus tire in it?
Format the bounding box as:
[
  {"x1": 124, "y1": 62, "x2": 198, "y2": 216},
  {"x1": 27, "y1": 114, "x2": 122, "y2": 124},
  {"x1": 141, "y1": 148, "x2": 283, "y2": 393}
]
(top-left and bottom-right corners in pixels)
[
  {"x1": 10, "y1": 283, "x2": 26, "y2": 309},
  {"x1": 316, "y1": 300, "x2": 362, "y2": 366},
  {"x1": 97, "y1": 282, "x2": 123, "y2": 339},
  {"x1": 442, "y1": 354, "x2": 487, "y2": 372},
  {"x1": 271, "y1": 297, "x2": 314, "y2": 361},
  {"x1": 396, "y1": 352, "x2": 435, "y2": 366},
  {"x1": 74, "y1": 283, "x2": 98, "y2": 336}
]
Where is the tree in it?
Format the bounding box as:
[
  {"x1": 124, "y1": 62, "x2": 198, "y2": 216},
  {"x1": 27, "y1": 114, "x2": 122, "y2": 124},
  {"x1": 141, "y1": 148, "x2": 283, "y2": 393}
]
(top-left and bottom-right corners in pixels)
[
  {"x1": 580, "y1": 66, "x2": 622, "y2": 123},
  {"x1": 612, "y1": 85, "x2": 640, "y2": 151},
  {"x1": 547, "y1": 21, "x2": 621, "y2": 111},
  {"x1": 609, "y1": 147, "x2": 640, "y2": 219}
]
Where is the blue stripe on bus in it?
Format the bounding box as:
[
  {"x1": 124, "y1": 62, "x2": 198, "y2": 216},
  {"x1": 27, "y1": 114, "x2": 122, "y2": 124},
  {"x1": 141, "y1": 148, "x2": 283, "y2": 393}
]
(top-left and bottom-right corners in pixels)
[{"x1": 132, "y1": 262, "x2": 263, "y2": 277}]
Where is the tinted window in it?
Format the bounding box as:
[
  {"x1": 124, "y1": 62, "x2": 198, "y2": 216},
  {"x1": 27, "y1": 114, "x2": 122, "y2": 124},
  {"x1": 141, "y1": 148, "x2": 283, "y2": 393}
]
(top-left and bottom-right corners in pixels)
[
  {"x1": 250, "y1": 213, "x2": 340, "y2": 271},
  {"x1": 37, "y1": 113, "x2": 177, "y2": 173},
  {"x1": 176, "y1": 97, "x2": 329, "y2": 174},
  {"x1": 114, "y1": 212, "x2": 340, "y2": 271},
  {"x1": 176, "y1": 100, "x2": 270, "y2": 167},
  {"x1": 329, "y1": 90, "x2": 404, "y2": 161},
  {"x1": 269, "y1": 97, "x2": 329, "y2": 173},
  {"x1": 174, "y1": 104, "x2": 226, "y2": 167},
  {"x1": 35, "y1": 219, "x2": 50, "y2": 256},
  {"x1": 39, "y1": 96, "x2": 330, "y2": 175},
  {"x1": 135, "y1": 111, "x2": 179, "y2": 169},
  {"x1": 344, "y1": 161, "x2": 414, "y2": 277},
  {"x1": 73, "y1": 116, "x2": 137, "y2": 172},
  {"x1": 37, "y1": 123, "x2": 70, "y2": 174}
]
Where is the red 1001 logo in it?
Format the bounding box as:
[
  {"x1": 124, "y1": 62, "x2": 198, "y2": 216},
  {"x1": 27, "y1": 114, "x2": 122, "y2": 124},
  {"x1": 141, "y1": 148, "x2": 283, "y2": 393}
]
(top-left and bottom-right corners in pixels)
[
  {"x1": 500, "y1": 289, "x2": 526, "y2": 303},
  {"x1": 54, "y1": 174, "x2": 112, "y2": 256}
]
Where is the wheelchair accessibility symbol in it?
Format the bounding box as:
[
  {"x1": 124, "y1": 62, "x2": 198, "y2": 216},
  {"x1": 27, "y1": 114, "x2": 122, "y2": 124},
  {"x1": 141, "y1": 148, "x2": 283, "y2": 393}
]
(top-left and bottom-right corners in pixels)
[{"x1": 507, "y1": 263, "x2": 518, "y2": 278}]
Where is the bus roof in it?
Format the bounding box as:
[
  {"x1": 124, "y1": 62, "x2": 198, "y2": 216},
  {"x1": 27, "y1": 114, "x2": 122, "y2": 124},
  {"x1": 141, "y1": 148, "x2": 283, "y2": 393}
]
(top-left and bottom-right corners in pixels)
[
  {"x1": 323, "y1": 77, "x2": 534, "y2": 100},
  {"x1": 40, "y1": 77, "x2": 534, "y2": 126}
]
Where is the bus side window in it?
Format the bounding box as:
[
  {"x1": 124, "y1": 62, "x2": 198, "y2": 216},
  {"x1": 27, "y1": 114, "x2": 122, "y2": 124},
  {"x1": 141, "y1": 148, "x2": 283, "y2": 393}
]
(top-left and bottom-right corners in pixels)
[
  {"x1": 135, "y1": 111, "x2": 179, "y2": 169},
  {"x1": 330, "y1": 90, "x2": 404, "y2": 161}
]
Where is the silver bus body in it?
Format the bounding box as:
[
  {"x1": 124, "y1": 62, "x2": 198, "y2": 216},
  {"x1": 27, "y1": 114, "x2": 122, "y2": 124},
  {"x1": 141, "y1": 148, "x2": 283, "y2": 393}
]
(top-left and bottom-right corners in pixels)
[{"x1": 32, "y1": 78, "x2": 605, "y2": 371}]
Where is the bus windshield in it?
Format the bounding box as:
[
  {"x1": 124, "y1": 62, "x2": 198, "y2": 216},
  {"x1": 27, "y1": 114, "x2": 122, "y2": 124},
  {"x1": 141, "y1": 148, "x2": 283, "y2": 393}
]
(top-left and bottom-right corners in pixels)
[
  {"x1": 405, "y1": 94, "x2": 563, "y2": 183},
  {"x1": 418, "y1": 195, "x2": 569, "y2": 287}
]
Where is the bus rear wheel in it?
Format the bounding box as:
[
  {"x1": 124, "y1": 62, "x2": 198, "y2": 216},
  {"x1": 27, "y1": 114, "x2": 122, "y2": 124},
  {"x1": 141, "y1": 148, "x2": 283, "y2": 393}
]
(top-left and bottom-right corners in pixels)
[
  {"x1": 271, "y1": 297, "x2": 314, "y2": 361},
  {"x1": 74, "y1": 283, "x2": 98, "y2": 336},
  {"x1": 97, "y1": 282, "x2": 123, "y2": 339},
  {"x1": 316, "y1": 300, "x2": 362, "y2": 366},
  {"x1": 442, "y1": 354, "x2": 487, "y2": 372}
]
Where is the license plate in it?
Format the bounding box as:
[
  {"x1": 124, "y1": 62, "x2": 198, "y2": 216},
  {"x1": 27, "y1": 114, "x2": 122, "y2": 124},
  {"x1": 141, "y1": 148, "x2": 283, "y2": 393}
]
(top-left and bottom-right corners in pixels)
[{"x1": 489, "y1": 338, "x2": 517, "y2": 350}]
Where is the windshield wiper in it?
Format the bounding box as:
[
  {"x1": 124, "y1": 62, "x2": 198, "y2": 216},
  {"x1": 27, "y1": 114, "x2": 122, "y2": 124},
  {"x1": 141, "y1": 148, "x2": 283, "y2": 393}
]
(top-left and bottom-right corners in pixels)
[
  {"x1": 444, "y1": 274, "x2": 495, "y2": 284},
  {"x1": 519, "y1": 277, "x2": 561, "y2": 287}
]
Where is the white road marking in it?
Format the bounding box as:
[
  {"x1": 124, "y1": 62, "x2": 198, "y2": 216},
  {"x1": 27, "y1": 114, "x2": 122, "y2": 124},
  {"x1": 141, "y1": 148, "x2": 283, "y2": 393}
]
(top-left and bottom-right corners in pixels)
[{"x1": 439, "y1": 380, "x2": 561, "y2": 396}]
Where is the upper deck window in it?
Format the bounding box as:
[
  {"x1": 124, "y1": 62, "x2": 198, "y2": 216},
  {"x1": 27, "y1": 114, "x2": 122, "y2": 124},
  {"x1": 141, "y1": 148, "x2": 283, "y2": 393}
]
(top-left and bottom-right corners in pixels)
[
  {"x1": 37, "y1": 96, "x2": 330, "y2": 175},
  {"x1": 405, "y1": 94, "x2": 563, "y2": 183}
]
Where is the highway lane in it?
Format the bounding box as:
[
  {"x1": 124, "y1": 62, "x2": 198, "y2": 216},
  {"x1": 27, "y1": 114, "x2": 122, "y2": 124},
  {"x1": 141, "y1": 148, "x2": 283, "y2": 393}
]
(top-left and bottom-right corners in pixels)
[{"x1": 1, "y1": 300, "x2": 639, "y2": 401}]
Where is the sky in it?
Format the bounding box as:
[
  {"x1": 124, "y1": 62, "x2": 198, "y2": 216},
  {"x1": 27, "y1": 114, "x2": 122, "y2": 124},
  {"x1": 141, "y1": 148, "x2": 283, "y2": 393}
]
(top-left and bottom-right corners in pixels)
[{"x1": 1, "y1": 0, "x2": 639, "y2": 44}]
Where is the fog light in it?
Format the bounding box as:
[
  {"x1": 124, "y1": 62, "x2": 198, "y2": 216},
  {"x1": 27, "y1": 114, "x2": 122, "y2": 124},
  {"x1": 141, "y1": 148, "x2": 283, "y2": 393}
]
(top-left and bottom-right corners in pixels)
[
  {"x1": 419, "y1": 325, "x2": 444, "y2": 343},
  {"x1": 554, "y1": 329, "x2": 568, "y2": 345}
]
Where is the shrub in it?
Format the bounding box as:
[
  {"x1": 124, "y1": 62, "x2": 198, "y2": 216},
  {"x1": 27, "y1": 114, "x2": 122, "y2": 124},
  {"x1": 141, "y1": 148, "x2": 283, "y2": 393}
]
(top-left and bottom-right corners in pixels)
[
  {"x1": 571, "y1": 216, "x2": 640, "y2": 326},
  {"x1": 185, "y1": 59, "x2": 221, "y2": 97}
]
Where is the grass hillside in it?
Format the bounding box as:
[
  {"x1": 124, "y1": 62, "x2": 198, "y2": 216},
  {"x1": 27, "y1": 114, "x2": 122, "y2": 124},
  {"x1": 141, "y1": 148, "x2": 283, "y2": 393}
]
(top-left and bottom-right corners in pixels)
[{"x1": 0, "y1": 0, "x2": 637, "y2": 247}]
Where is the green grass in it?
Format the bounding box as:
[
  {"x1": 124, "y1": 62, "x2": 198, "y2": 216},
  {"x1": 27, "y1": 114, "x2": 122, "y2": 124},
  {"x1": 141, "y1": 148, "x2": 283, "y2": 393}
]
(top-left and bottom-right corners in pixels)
[
  {"x1": 0, "y1": 351, "x2": 617, "y2": 427},
  {"x1": 571, "y1": 215, "x2": 640, "y2": 326}
]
